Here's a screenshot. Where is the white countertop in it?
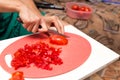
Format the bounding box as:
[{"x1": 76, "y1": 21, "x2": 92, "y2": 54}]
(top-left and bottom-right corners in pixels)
[{"x1": 0, "y1": 25, "x2": 119, "y2": 80}]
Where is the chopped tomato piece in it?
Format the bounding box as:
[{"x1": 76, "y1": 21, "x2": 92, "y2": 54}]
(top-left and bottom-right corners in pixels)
[
  {"x1": 11, "y1": 41, "x2": 63, "y2": 70},
  {"x1": 9, "y1": 71, "x2": 24, "y2": 80}
]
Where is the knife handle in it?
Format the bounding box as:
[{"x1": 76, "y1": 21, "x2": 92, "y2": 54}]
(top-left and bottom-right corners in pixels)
[
  {"x1": 17, "y1": 17, "x2": 23, "y2": 23},
  {"x1": 17, "y1": 18, "x2": 42, "y2": 29}
]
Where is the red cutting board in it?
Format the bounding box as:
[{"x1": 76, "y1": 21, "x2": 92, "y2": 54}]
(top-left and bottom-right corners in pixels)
[{"x1": 0, "y1": 32, "x2": 91, "y2": 78}]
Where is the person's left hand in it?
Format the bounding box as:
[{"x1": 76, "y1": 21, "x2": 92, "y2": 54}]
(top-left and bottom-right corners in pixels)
[{"x1": 38, "y1": 15, "x2": 64, "y2": 34}]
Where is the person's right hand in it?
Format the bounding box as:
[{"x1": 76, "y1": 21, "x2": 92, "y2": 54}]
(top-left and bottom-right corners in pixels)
[{"x1": 18, "y1": 5, "x2": 41, "y2": 33}]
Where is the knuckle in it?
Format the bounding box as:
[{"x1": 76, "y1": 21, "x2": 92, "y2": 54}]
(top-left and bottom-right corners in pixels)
[{"x1": 52, "y1": 16, "x2": 58, "y2": 20}]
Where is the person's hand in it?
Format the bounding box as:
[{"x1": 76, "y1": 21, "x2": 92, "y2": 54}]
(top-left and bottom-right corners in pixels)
[
  {"x1": 38, "y1": 15, "x2": 64, "y2": 34},
  {"x1": 18, "y1": 5, "x2": 64, "y2": 34},
  {"x1": 18, "y1": 5, "x2": 41, "y2": 32}
]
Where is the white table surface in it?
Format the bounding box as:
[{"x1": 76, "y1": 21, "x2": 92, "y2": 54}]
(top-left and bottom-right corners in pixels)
[{"x1": 0, "y1": 25, "x2": 119, "y2": 80}]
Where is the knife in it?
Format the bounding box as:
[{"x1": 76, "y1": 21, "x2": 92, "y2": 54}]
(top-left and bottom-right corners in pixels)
[
  {"x1": 43, "y1": 30, "x2": 69, "y2": 38},
  {"x1": 35, "y1": 2, "x2": 64, "y2": 10},
  {"x1": 17, "y1": 18, "x2": 68, "y2": 38}
]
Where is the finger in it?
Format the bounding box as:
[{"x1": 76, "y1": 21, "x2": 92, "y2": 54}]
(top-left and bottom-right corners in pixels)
[
  {"x1": 26, "y1": 23, "x2": 35, "y2": 32},
  {"x1": 38, "y1": 19, "x2": 48, "y2": 32},
  {"x1": 22, "y1": 23, "x2": 30, "y2": 29},
  {"x1": 57, "y1": 19, "x2": 64, "y2": 34},
  {"x1": 51, "y1": 16, "x2": 64, "y2": 34},
  {"x1": 20, "y1": 18, "x2": 32, "y2": 29},
  {"x1": 32, "y1": 21, "x2": 40, "y2": 33}
]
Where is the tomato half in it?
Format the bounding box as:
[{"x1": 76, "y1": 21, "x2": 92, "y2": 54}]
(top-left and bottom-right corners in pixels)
[
  {"x1": 9, "y1": 71, "x2": 24, "y2": 80},
  {"x1": 50, "y1": 35, "x2": 68, "y2": 45}
]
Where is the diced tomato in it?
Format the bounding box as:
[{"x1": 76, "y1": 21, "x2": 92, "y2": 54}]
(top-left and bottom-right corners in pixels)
[
  {"x1": 14, "y1": 51, "x2": 21, "y2": 58},
  {"x1": 11, "y1": 41, "x2": 63, "y2": 70},
  {"x1": 9, "y1": 71, "x2": 24, "y2": 80},
  {"x1": 49, "y1": 35, "x2": 68, "y2": 45}
]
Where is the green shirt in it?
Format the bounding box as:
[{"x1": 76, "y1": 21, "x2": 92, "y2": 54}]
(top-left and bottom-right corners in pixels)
[{"x1": 0, "y1": 12, "x2": 32, "y2": 40}]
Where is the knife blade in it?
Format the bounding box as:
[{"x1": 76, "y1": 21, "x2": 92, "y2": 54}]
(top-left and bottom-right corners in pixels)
[
  {"x1": 44, "y1": 29, "x2": 69, "y2": 38},
  {"x1": 35, "y1": 2, "x2": 64, "y2": 10}
]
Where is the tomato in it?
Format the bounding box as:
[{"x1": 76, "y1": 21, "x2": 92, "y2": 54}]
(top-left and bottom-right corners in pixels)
[
  {"x1": 71, "y1": 4, "x2": 79, "y2": 10},
  {"x1": 50, "y1": 35, "x2": 68, "y2": 45},
  {"x1": 84, "y1": 7, "x2": 91, "y2": 12},
  {"x1": 9, "y1": 71, "x2": 24, "y2": 80},
  {"x1": 79, "y1": 7, "x2": 86, "y2": 11},
  {"x1": 79, "y1": 6, "x2": 91, "y2": 12}
]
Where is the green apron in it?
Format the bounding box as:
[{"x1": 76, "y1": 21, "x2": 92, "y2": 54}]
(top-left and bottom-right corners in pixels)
[{"x1": 0, "y1": 12, "x2": 32, "y2": 40}]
